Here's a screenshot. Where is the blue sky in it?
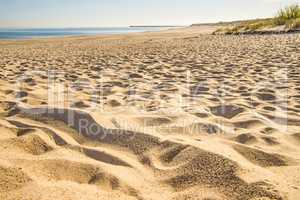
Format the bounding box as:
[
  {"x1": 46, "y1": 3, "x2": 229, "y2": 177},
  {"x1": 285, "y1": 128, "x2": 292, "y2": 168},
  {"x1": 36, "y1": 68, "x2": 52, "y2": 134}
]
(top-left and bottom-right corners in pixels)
[{"x1": 0, "y1": 0, "x2": 299, "y2": 28}]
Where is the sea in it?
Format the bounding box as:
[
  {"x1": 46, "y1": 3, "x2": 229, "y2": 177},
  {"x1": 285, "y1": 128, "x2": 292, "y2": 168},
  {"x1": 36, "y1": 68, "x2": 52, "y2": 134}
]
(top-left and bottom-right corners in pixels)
[{"x1": 0, "y1": 27, "x2": 173, "y2": 39}]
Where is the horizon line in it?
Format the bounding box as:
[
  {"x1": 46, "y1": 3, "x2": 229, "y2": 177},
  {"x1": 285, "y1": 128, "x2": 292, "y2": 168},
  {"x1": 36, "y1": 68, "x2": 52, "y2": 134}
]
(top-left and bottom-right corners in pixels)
[{"x1": 0, "y1": 25, "x2": 188, "y2": 29}]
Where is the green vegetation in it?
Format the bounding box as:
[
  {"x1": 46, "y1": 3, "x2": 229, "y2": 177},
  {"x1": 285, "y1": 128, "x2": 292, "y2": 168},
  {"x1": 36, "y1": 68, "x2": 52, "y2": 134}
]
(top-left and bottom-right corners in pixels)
[
  {"x1": 275, "y1": 4, "x2": 300, "y2": 27},
  {"x1": 214, "y1": 4, "x2": 300, "y2": 34}
]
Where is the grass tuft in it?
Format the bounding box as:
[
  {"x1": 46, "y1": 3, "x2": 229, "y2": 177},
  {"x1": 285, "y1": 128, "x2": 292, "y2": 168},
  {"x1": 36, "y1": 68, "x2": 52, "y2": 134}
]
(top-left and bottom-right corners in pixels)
[
  {"x1": 214, "y1": 4, "x2": 300, "y2": 34},
  {"x1": 274, "y1": 4, "x2": 300, "y2": 26},
  {"x1": 286, "y1": 18, "x2": 300, "y2": 29}
]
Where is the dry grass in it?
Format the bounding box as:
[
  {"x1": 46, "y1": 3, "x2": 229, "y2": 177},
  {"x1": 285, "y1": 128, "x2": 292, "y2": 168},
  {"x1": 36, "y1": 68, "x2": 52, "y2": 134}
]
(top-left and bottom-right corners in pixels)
[
  {"x1": 287, "y1": 17, "x2": 300, "y2": 29},
  {"x1": 214, "y1": 4, "x2": 300, "y2": 34},
  {"x1": 275, "y1": 4, "x2": 300, "y2": 26}
]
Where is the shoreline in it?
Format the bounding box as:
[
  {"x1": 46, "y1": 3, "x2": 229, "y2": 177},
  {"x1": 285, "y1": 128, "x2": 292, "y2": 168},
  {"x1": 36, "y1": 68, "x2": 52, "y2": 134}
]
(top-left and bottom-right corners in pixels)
[
  {"x1": 0, "y1": 26, "x2": 208, "y2": 44},
  {"x1": 1, "y1": 25, "x2": 299, "y2": 43},
  {"x1": 0, "y1": 26, "x2": 229, "y2": 45},
  {"x1": 0, "y1": 26, "x2": 181, "y2": 41}
]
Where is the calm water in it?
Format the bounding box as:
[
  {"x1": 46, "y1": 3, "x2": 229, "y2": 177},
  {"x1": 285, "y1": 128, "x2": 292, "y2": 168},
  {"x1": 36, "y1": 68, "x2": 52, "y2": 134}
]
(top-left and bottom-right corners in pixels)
[{"x1": 0, "y1": 27, "x2": 171, "y2": 39}]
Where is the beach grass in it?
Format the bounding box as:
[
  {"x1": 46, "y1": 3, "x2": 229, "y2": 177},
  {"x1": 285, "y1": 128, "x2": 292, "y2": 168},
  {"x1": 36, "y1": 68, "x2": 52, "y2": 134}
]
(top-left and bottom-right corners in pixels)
[
  {"x1": 274, "y1": 4, "x2": 300, "y2": 26},
  {"x1": 214, "y1": 4, "x2": 300, "y2": 34}
]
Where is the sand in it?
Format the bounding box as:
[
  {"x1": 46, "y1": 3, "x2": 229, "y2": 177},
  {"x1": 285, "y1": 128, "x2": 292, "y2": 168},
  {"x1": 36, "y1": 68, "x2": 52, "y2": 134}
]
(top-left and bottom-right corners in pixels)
[{"x1": 0, "y1": 27, "x2": 300, "y2": 200}]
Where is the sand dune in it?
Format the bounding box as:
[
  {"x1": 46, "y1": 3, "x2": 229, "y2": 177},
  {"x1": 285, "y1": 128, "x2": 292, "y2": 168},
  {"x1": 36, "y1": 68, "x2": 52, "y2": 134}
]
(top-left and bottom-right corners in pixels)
[{"x1": 0, "y1": 28, "x2": 300, "y2": 200}]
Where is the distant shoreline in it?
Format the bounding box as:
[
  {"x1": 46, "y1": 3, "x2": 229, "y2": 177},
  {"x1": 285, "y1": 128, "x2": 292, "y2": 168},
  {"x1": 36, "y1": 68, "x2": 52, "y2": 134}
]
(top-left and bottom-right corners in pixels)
[
  {"x1": 0, "y1": 27, "x2": 172, "y2": 40},
  {"x1": 130, "y1": 25, "x2": 185, "y2": 28}
]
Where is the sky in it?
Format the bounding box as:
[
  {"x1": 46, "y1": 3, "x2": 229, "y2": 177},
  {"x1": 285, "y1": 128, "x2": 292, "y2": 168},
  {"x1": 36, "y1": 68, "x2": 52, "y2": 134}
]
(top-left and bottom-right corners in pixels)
[{"x1": 0, "y1": 0, "x2": 299, "y2": 28}]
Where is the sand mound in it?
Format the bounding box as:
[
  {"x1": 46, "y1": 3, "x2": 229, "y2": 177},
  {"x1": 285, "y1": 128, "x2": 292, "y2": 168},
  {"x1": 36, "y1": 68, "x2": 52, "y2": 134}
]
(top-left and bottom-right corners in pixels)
[
  {"x1": 24, "y1": 159, "x2": 99, "y2": 184},
  {"x1": 13, "y1": 106, "x2": 161, "y2": 155},
  {"x1": 71, "y1": 101, "x2": 90, "y2": 108},
  {"x1": 261, "y1": 136, "x2": 280, "y2": 145},
  {"x1": 171, "y1": 189, "x2": 224, "y2": 200},
  {"x1": 15, "y1": 128, "x2": 36, "y2": 137},
  {"x1": 163, "y1": 147, "x2": 282, "y2": 200},
  {"x1": 0, "y1": 124, "x2": 19, "y2": 140},
  {"x1": 256, "y1": 93, "x2": 276, "y2": 101},
  {"x1": 233, "y1": 133, "x2": 257, "y2": 144},
  {"x1": 210, "y1": 105, "x2": 245, "y2": 119},
  {"x1": 70, "y1": 146, "x2": 132, "y2": 167},
  {"x1": 233, "y1": 145, "x2": 289, "y2": 167},
  {"x1": 159, "y1": 143, "x2": 189, "y2": 164},
  {"x1": 15, "y1": 91, "x2": 28, "y2": 99},
  {"x1": 8, "y1": 120, "x2": 69, "y2": 146},
  {"x1": 0, "y1": 101, "x2": 17, "y2": 113},
  {"x1": 0, "y1": 134, "x2": 53, "y2": 155},
  {"x1": 19, "y1": 159, "x2": 142, "y2": 199},
  {"x1": 233, "y1": 119, "x2": 265, "y2": 129},
  {"x1": 171, "y1": 122, "x2": 225, "y2": 135},
  {"x1": 157, "y1": 122, "x2": 224, "y2": 136},
  {"x1": 135, "y1": 116, "x2": 173, "y2": 127},
  {"x1": 0, "y1": 165, "x2": 32, "y2": 193},
  {"x1": 88, "y1": 171, "x2": 141, "y2": 197},
  {"x1": 292, "y1": 133, "x2": 300, "y2": 141}
]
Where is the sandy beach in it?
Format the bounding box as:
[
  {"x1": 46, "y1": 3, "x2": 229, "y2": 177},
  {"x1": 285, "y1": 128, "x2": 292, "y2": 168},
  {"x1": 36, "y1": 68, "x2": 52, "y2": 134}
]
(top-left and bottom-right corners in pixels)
[{"x1": 0, "y1": 27, "x2": 300, "y2": 200}]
